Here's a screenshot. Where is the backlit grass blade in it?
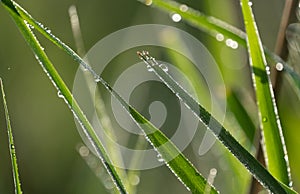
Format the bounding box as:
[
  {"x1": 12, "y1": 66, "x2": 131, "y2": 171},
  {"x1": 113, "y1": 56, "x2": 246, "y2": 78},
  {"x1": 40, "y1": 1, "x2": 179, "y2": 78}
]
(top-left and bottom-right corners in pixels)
[
  {"x1": 1, "y1": 1, "x2": 127, "y2": 193},
  {"x1": 137, "y1": 51, "x2": 296, "y2": 194},
  {"x1": 240, "y1": 0, "x2": 291, "y2": 186},
  {"x1": 0, "y1": 78, "x2": 23, "y2": 194},
  {"x1": 138, "y1": 0, "x2": 300, "y2": 94}
]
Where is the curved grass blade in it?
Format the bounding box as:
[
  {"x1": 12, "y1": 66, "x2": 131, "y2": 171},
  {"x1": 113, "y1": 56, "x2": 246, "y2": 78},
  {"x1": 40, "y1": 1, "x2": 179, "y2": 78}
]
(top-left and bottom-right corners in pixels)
[
  {"x1": 0, "y1": 78, "x2": 23, "y2": 194},
  {"x1": 138, "y1": 0, "x2": 300, "y2": 94},
  {"x1": 137, "y1": 51, "x2": 297, "y2": 194},
  {"x1": 1, "y1": 1, "x2": 219, "y2": 193},
  {"x1": 240, "y1": 0, "x2": 291, "y2": 186},
  {"x1": 1, "y1": 2, "x2": 128, "y2": 193}
]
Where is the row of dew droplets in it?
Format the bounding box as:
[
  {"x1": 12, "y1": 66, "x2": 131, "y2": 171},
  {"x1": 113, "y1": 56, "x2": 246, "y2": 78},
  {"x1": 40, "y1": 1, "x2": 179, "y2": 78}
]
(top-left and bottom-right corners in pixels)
[
  {"x1": 137, "y1": 51, "x2": 207, "y2": 193},
  {"x1": 137, "y1": 51, "x2": 168, "y2": 72},
  {"x1": 215, "y1": 32, "x2": 239, "y2": 49}
]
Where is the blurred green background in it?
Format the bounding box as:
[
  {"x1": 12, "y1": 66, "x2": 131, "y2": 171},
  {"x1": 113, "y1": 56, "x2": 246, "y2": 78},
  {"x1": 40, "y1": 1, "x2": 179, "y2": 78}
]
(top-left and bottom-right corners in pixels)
[{"x1": 0, "y1": 0, "x2": 299, "y2": 193}]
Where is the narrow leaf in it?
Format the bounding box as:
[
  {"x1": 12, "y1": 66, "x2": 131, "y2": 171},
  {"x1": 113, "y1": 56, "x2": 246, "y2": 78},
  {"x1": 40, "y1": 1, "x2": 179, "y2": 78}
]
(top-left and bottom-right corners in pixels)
[
  {"x1": 1, "y1": 2, "x2": 128, "y2": 193},
  {"x1": 240, "y1": 0, "x2": 291, "y2": 185},
  {"x1": 137, "y1": 51, "x2": 297, "y2": 194},
  {"x1": 0, "y1": 78, "x2": 23, "y2": 194}
]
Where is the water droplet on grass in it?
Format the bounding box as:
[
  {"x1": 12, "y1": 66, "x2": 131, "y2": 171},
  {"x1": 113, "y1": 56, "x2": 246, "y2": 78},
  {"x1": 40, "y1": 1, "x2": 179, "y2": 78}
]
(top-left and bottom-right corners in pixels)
[
  {"x1": 225, "y1": 39, "x2": 238, "y2": 49},
  {"x1": 94, "y1": 75, "x2": 101, "y2": 82},
  {"x1": 179, "y1": 4, "x2": 188, "y2": 12},
  {"x1": 276, "y1": 62, "x2": 283, "y2": 71},
  {"x1": 171, "y1": 13, "x2": 182, "y2": 22},
  {"x1": 248, "y1": 2, "x2": 253, "y2": 7},
  {"x1": 262, "y1": 117, "x2": 268, "y2": 122},
  {"x1": 266, "y1": 66, "x2": 270, "y2": 75},
  {"x1": 129, "y1": 174, "x2": 140, "y2": 186},
  {"x1": 216, "y1": 33, "x2": 224, "y2": 41},
  {"x1": 157, "y1": 154, "x2": 164, "y2": 162},
  {"x1": 159, "y1": 64, "x2": 168, "y2": 72},
  {"x1": 147, "y1": 65, "x2": 154, "y2": 72},
  {"x1": 144, "y1": 0, "x2": 152, "y2": 6},
  {"x1": 57, "y1": 91, "x2": 64, "y2": 98},
  {"x1": 79, "y1": 145, "x2": 90, "y2": 157}
]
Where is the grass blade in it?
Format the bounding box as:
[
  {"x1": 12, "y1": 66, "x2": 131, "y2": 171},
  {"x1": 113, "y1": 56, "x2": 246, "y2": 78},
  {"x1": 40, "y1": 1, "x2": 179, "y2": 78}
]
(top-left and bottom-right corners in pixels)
[
  {"x1": 240, "y1": 0, "x2": 291, "y2": 185},
  {"x1": 1, "y1": 1, "x2": 128, "y2": 193},
  {"x1": 137, "y1": 51, "x2": 297, "y2": 194},
  {"x1": 138, "y1": 0, "x2": 300, "y2": 94},
  {"x1": 0, "y1": 78, "x2": 23, "y2": 194}
]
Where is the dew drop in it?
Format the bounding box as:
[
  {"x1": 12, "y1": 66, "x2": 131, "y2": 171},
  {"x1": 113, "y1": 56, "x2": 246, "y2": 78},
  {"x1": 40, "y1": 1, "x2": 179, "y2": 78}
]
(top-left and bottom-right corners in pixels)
[
  {"x1": 28, "y1": 24, "x2": 34, "y2": 29},
  {"x1": 262, "y1": 117, "x2": 268, "y2": 122},
  {"x1": 225, "y1": 39, "x2": 239, "y2": 49},
  {"x1": 11, "y1": 144, "x2": 15, "y2": 149},
  {"x1": 129, "y1": 174, "x2": 140, "y2": 186},
  {"x1": 95, "y1": 76, "x2": 101, "y2": 83},
  {"x1": 157, "y1": 154, "x2": 164, "y2": 162},
  {"x1": 275, "y1": 62, "x2": 283, "y2": 71},
  {"x1": 7, "y1": 67, "x2": 11, "y2": 70},
  {"x1": 159, "y1": 63, "x2": 168, "y2": 72},
  {"x1": 179, "y1": 4, "x2": 188, "y2": 12},
  {"x1": 171, "y1": 13, "x2": 182, "y2": 22},
  {"x1": 104, "y1": 178, "x2": 114, "y2": 189},
  {"x1": 57, "y1": 91, "x2": 64, "y2": 98},
  {"x1": 231, "y1": 41, "x2": 239, "y2": 49},
  {"x1": 204, "y1": 168, "x2": 218, "y2": 193},
  {"x1": 144, "y1": 0, "x2": 152, "y2": 6},
  {"x1": 216, "y1": 33, "x2": 224, "y2": 41},
  {"x1": 147, "y1": 65, "x2": 154, "y2": 72},
  {"x1": 248, "y1": 2, "x2": 253, "y2": 7},
  {"x1": 209, "y1": 168, "x2": 217, "y2": 176},
  {"x1": 266, "y1": 66, "x2": 270, "y2": 75},
  {"x1": 45, "y1": 28, "x2": 51, "y2": 33},
  {"x1": 79, "y1": 145, "x2": 90, "y2": 157}
]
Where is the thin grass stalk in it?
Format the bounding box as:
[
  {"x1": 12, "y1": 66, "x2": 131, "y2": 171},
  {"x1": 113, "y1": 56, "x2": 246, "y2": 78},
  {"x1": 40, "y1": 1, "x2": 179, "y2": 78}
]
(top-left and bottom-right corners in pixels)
[{"x1": 0, "y1": 78, "x2": 23, "y2": 194}]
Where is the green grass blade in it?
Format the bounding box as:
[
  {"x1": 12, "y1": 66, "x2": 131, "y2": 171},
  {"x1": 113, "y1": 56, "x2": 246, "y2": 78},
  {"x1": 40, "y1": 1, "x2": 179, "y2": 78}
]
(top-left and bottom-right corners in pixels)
[
  {"x1": 1, "y1": 1, "x2": 128, "y2": 193},
  {"x1": 137, "y1": 51, "x2": 297, "y2": 194},
  {"x1": 0, "y1": 78, "x2": 23, "y2": 194},
  {"x1": 138, "y1": 0, "x2": 300, "y2": 94},
  {"x1": 240, "y1": 0, "x2": 291, "y2": 185}
]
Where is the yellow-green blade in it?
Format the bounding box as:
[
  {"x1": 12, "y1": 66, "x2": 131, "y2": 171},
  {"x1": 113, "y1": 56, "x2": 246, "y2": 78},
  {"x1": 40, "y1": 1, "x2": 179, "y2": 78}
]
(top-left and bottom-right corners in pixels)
[{"x1": 240, "y1": 0, "x2": 291, "y2": 186}]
